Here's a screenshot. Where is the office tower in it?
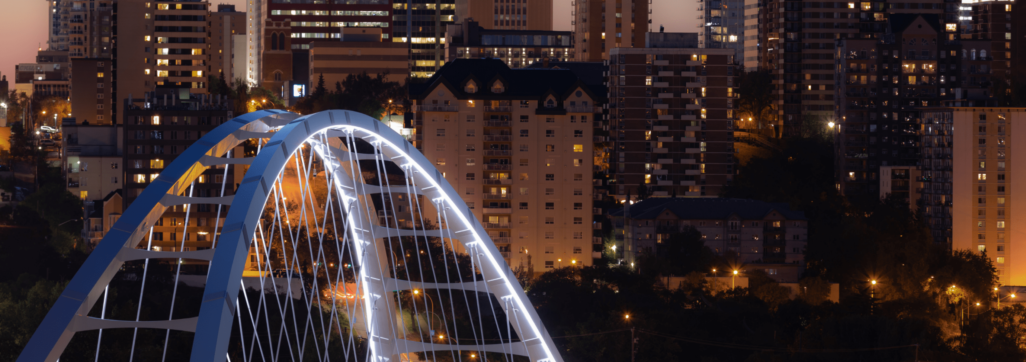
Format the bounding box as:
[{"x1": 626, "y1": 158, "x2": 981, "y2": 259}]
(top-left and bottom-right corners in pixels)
[
  {"x1": 393, "y1": 0, "x2": 457, "y2": 78},
  {"x1": 122, "y1": 87, "x2": 235, "y2": 251},
  {"x1": 445, "y1": 20, "x2": 574, "y2": 68},
  {"x1": 455, "y1": 0, "x2": 553, "y2": 30},
  {"x1": 607, "y1": 33, "x2": 737, "y2": 199},
  {"x1": 246, "y1": 0, "x2": 394, "y2": 86},
  {"x1": 742, "y1": 0, "x2": 760, "y2": 71},
  {"x1": 573, "y1": 0, "x2": 650, "y2": 62},
  {"x1": 927, "y1": 108, "x2": 1026, "y2": 285},
  {"x1": 309, "y1": 28, "x2": 409, "y2": 87},
  {"x1": 209, "y1": 4, "x2": 246, "y2": 85},
  {"x1": 699, "y1": 0, "x2": 745, "y2": 62},
  {"x1": 609, "y1": 198, "x2": 808, "y2": 282},
  {"x1": 835, "y1": 15, "x2": 993, "y2": 197},
  {"x1": 410, "y1": 59, "x2": 598, "y2": 273}
]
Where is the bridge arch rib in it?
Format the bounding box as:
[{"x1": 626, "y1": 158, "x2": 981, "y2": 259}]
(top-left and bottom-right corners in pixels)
[{"x1": 18, "y1": 110, "x2": 562, "y2": 362}]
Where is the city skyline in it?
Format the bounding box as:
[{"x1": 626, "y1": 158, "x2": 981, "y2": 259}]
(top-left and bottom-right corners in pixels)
[{"x1": 0, "y1": 0, "x2": 696, "y2": 82}]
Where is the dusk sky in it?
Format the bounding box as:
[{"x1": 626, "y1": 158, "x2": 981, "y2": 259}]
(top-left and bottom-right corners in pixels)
[{"x1": 0, "y1": 0, "x2": 695, "y2": 84}]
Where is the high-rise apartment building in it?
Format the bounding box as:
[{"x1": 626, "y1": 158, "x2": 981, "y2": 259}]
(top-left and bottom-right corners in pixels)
[
  {"x1": 455, "y1": 0, "x2": 553, "y2": 30},
  {"x1": 759, "y1": 0, "x2": 967, "y2": 137},
  {"x1": 933, "y1": 108, "x2": 1026, "y2": 285},
  {"x1": 572, "y1": 0, "x2": 650, "y2": 62},
  {"x1": 742, "y1": 0, "x2": 760, "y2": 71},
  {"x1": 445, "y1": 20, "x2": 575, "y2": 68},
  {"x1": 245, "y1": 0, "x2": 393, "y2": 86},
  {"x1": 66, "y1": 0, "x2": 115, "y2": 59},
  {"x1": 969, "y1": 1, "x2": 1026, "y2": 84},
  {"x1": 698, "y1": 0, "x2": 745, "y2": 61},
  {"x1": 122, "y1": 87, "x2": 235, "y2": 251},
  {"x1": 410, "y1": 59, "x2": 598, "y2": 273},
  {"x1": 835, "y1": 15, "x2": 994, "y2": 197},
  {"x1": 393, "y1": 0, "x2": 457, "y2": 78},
  {"x1": 209, "y1": 4, "x2": 246, "y2": 85},
  {"x1": 607, "y1": 33, "x2": 737, "y2": 199},
  {"x1": 47, "y1": 0, "x2": 67, "y2": 52}
]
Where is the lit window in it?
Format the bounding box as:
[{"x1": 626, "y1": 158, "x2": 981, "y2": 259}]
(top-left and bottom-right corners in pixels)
[
  {"x1": 998, "y1": 257, "x2": 1006, "y2": 264},
  {"x1": 573, "y1": 144, "x2": 583, "y2": 152},
  {"x1": 152, "y1": 116, "x2": 161, "y2": 125},
  {"x1": 998, "y1": 221, "x2": 1006, "y2": 229}
]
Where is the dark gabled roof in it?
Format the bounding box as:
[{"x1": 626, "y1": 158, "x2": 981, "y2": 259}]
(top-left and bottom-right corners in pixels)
[
  {"x1": 409, "y1": 59, "x2": 595, "y2": 101},
  {"x1": 608, "y1": 198, "x2": 807, "y2": 221},
  {"x1": 524, "y1": 61, "x2": 607, "y2": 100},
  {"x1": 888, "y1": 14, "x2": 941, "y2": 34},
  {"x1": 102, "y1": 189, "x2": 121, "y2": 203}
]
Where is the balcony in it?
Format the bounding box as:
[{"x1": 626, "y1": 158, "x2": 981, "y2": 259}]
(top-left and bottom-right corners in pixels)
[
  {"x1": 484, "y1": 135, "x2": 511, "y2": 142},
  {"x1": 68, "y1": 181, "x2": 80, "y2": 188},
  {"x1": 484, "y1": 150, "x2": 512, "y2": 156},
  {"x1": 593, "y1": 136, "x2": 606, "y2": 142},
  {"x1": 483, "y1": 207, "x2": 512, "y2": 214},
  {"x1": 485, "y1": 222, "x2": 511, "y2": 229},
  {"x1": 485, "y1": 120, "x2": 511, "y2": 128},
  {"x1": 422, "y1": 104, "x2": 458, "y2": 112},
  {"x1": 492, "y1": 237, "x2": 511, "y2": 244},
  {"x1": 485, "y1": 105, "x2": 512, "y2": 112},
  {"x1": 482, "y1": 193, "x2": 512, "y2": 200},
  {"x1": 484, "y1": 179, "x2": 513, "y2": 185},
  {"x1": 484, "y1": 164, "x2": 511, "y2": 171}
]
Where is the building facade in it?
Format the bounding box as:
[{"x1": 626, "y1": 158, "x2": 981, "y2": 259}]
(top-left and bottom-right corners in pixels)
[
  {"x1": 122, "y1": 87, "x2": 236, "y2": 252},
  {"x1": 742, "y1": 0, "x2": 760, "y2": 71},
  {"x1": 835, "y1": 15, "x2": 996, "y2": 198},
  {"x1": 572, "y1": 0, "x2": 650, "y2": 62},
  {"x1": 607, "y1": 37, "x2": 737, "y2": 199},
  {"x1": 445, "y1": 20, "x2": 575, "y2": 68},
  {"x1": 393, "y1": 0, "x2": 457, "y2": 78},
  {"x1": 63, "y1": 117, "x2": 123, "y2": 202},
  {"x1": 309, "y1": 29, "x2": 409, "y2": 88},
  {"x1": 698, "y1": 0, "x2": 746, "y2": 60},
  {"x1": 209, "y1": 4, "x2": 247, "y2": 85},
  {"x1": 410, "y1": 59, "x2": 597, "y2": 273},
  {"x1": 943, "y1": 108, "x2": 1026, "y2": 285},
  {"x1": 245, "y1": 0, "x2": 393, "y2": 85},
  {"x1": 609, "y1": 198, "x2": 808, "y2": 282},
  {"x1": 71, "y1": 58, "x2": 113, "y2": 125},
  {"x1": 455, "y1": 0, "x2": 553, "y2": 31}
]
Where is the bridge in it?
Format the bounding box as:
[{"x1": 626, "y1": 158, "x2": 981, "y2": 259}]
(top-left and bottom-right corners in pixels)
[{"x1": 17, "y1": 110, "x2": 562, "y2": 362}]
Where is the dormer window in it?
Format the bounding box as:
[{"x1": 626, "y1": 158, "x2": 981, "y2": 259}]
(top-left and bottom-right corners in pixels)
[
  {"x1": 491, "y1": 80, "x2": 504, "y2": 93},
  {"x1": 545, "y1": 99, "x2": 556, "y2": 108},
  {"x1": 465, "y1": 80, "x2": 478, "y2": 94}
]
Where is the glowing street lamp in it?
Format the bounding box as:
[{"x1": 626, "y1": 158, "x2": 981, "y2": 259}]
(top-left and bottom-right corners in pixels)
[{"x1": 732, "y1": 270, "x2": 739, "y2": 289}]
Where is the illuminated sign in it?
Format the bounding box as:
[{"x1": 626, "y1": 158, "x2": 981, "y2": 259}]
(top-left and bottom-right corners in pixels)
[{"x1": 292, "y1": 84, "x2": 307, "y2": 98}]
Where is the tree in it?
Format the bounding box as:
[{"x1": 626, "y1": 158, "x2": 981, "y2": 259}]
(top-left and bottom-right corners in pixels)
[
  {"x1": 5, "y1": 90, "x2": 29, "y2": 124},
  {"x1": 736, "y1": 69, "x2": 776, "y2": 136},
  {"x1": 8, "y1": 122, "x2": 34, "y2": 163},
  {"x1": 35, "y1": 96, "x2": 71, "y2": 128}
]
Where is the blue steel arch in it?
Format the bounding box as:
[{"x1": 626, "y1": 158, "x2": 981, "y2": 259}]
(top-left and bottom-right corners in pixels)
[{"x1": 17, "y1": 110, "x2": 563, "y2": 362}]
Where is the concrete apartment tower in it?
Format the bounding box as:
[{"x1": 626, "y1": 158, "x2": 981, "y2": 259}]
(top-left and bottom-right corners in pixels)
[
  {"x1": 607, "y1": 33, "x2": 738, "y2": 199},
  {"x1": 573, "y1": 0, "x2": 650, "y2": 62},
  {"x1": 455, "y1": 0, "x2": 553, "y2": 30},
  {"x1": 698, "y1": 0, "x2": 745, "y2": 60}
]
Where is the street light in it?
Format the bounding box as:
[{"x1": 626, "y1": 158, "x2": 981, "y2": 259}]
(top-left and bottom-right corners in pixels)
[{"x1": 732, "y1": 270, "x2": 738, "y2": 289}]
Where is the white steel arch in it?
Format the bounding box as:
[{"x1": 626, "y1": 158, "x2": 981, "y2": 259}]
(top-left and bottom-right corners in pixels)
[{"x1": 17, "y1": 110, "x2": 562, "y2": 362}]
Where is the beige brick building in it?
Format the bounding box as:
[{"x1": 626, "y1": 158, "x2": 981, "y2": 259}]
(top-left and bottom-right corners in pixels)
[
  {"x1": 573, "y1": 0, "x2": 649, "y2": 62},
  {"x1": 411, "y1": 59, "x2": 598, "y2": 273},
  {"x1": 309, "y1": 29, "x2": 410, "y2": 88}
]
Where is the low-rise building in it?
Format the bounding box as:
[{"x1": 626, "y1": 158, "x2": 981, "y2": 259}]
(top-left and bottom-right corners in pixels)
[
  {"x1": 62, "y1": 117, "x2": 123, "y2": 201},
  {"x1": 610, "y1": 198, "x2": 808, "y2": 282}
]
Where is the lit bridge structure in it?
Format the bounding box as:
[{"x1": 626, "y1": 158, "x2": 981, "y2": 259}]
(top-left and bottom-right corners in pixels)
[{"x1": 18, "y1": 110, "x2": 562, "y2": 362}]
